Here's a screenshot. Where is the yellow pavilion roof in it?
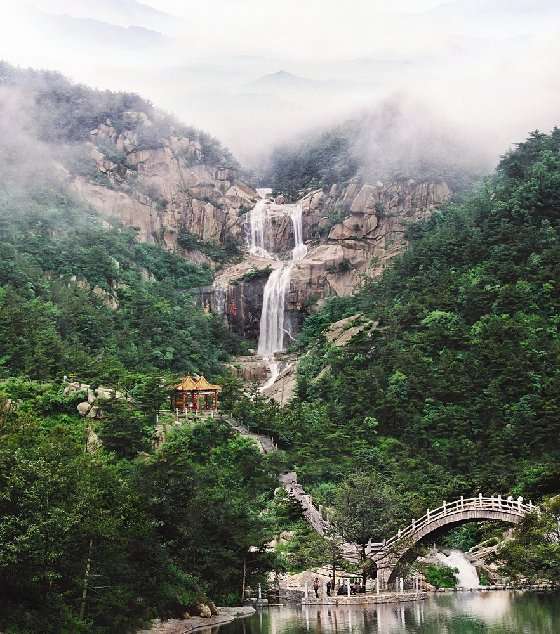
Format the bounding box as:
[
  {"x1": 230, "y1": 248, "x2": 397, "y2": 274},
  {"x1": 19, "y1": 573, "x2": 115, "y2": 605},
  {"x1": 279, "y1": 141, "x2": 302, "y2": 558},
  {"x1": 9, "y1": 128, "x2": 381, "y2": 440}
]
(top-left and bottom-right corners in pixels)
[{"x1": 175, "y1": 375, "x2": 222, "y2": 392}]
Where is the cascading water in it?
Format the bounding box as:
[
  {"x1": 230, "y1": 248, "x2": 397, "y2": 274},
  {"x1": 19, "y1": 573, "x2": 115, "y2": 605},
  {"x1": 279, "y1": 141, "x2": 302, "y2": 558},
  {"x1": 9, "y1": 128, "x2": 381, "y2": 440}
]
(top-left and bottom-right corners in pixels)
[
  {"x1": 245, "y1": 191, "x2": 307, "y2": 389},
  {"x1": 436, "y1": 550, "x2": 480, "y2": 588},
  {"x1": 291, "y1": 202, "x2": 307, "y2": 262},
  {"x1": 258, "y1": 265, "x2": 292, "y2": 357},
  {"x1": 247, "y1": 197, "x2": 271, "y2": 258}
]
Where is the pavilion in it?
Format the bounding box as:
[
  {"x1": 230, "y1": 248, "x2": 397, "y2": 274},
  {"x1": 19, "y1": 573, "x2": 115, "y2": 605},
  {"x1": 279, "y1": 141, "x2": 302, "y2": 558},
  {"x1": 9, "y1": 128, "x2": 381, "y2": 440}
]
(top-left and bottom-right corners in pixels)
[{"x1": 171, "y1": 375, "x2": 222, "y2": 413}]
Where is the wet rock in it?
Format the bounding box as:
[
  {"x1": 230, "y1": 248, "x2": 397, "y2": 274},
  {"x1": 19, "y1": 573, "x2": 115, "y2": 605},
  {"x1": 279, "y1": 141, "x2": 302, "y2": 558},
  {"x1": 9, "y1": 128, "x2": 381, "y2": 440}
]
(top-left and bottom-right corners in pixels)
[
  {"x1": 229, "y1": 357, "x2": 269, "y2": 382},
  {"x1": 261, "y1": 356, "x2": 298, "y2": 404}
]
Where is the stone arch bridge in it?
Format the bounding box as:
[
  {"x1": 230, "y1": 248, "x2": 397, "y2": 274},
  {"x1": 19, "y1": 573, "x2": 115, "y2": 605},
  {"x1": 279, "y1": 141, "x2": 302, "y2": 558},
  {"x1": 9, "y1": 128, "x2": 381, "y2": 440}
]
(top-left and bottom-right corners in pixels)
[
  {"x1": 280, "y1": 473, "x2": 536, "y2": 588},
  {"x1": 231, "y1": 431, "x2": 536, "y2": 589},
  {"x1": 366, "y1": 494, "x2": 536, "y2": 587}
]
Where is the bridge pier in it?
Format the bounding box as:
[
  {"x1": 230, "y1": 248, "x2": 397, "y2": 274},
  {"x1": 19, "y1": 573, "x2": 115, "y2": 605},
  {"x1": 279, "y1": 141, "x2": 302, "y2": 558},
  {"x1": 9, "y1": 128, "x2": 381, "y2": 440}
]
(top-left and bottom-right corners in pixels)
[{"x1": 376, "y1": 565, "x2": 393, "y2": 590}]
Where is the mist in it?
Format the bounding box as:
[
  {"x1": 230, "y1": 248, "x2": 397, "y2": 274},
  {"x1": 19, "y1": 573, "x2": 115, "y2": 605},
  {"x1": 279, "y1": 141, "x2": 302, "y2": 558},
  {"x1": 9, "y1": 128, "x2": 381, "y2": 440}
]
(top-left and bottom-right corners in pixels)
[{"x1": 1, "y1": 0, "x2": 559, "y2": 173}]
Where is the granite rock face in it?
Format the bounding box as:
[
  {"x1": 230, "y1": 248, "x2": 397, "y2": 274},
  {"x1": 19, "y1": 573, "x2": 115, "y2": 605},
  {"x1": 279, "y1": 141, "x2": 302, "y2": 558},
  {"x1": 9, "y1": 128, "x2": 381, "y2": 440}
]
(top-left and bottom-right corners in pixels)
[
  {"x1": 274, "y1": 179, "x2": 451, "y2": 315},
  {"x1": 198, "y1": 178, "x2": 451, "y2": 342},
  {"x1": 68, "y1": 113, "x2": 259, "y2": 262},
  {"x1": 66, "y1": 111, "x2": 452, "y2": 345}
]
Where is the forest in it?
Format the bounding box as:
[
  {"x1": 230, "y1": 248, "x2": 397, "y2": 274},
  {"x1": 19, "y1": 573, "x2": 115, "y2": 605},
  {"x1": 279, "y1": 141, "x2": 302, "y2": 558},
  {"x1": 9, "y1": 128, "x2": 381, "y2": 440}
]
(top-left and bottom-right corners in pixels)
[
  {"x1": 231, "y1": 129, "x2": 560, "y2": 578},
  {"x1": 264, "y1": 100, "x2": 483, "y2": 199},
  {"x1": 1, "y1": 64, "x2": 560, "y2": 630}
]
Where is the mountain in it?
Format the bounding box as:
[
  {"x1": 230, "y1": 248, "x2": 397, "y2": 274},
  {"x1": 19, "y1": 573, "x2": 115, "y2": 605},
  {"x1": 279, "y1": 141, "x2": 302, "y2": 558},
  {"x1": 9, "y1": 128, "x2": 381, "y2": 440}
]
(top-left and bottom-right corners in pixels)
[
  {"x1": 230, "y1": 126, "x2": 560, "y2": 522},
  {"x1": 32, "y1": 0, "x2": 181, "y2": 34},
  {"x1": 33, "y1": 12, "x2": 169, "y2": 50},
  {"x1": 245, "y1": 69, "x2": 361, "y2": 98},
  {"x1": 0, "y1": 62, "x2": 258, "y2": 266},
  {"x1": 0, "y1": 62, "x2": 255, "y2": 382},
  {"x1": 0, "y1": 62, "x2": 277, "y2": 633},
  {"x1": 263, "y1": 98, "x2": 486, "y2": 197},
  {"x1": 247, "y1": 70, "x2": 322, "y2": 92}
]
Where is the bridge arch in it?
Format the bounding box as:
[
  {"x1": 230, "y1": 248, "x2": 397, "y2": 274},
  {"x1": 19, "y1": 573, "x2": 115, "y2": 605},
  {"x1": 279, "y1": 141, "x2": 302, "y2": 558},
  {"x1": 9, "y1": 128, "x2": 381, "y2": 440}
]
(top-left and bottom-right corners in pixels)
[{"x1": 369, "y1": 495, "x2": 535, "y2": 588}]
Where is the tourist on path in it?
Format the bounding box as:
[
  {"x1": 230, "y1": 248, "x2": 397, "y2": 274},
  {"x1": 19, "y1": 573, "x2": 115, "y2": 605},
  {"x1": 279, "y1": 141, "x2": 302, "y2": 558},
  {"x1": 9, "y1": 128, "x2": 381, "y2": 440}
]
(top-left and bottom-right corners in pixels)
[{"x1": 313, "y1": 577, "x2": 320, "y2": 598}]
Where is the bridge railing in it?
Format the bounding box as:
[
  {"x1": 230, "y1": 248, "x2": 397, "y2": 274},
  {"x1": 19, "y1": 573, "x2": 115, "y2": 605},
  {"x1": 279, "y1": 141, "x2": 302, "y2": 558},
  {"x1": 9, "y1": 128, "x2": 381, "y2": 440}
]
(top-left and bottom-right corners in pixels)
[{"x1": 367, "y1": 494, "x2": 537, "y2": 555}]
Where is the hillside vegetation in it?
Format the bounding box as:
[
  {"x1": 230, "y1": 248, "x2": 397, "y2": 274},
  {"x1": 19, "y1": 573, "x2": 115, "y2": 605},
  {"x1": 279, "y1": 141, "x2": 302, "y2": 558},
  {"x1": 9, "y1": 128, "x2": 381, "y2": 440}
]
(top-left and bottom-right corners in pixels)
[
  {"x1": 0, "y1": 185, "x2": 242, "y2": 383},
  {"x1": 0, "y1": 68, "x2": 270, "y2": 633},
  {"x1": 264, "y1": 100, "x2": 483, "y2": 198},
  {"x1": 233, "y1": 129, "x2": 560, "y2": 525}
]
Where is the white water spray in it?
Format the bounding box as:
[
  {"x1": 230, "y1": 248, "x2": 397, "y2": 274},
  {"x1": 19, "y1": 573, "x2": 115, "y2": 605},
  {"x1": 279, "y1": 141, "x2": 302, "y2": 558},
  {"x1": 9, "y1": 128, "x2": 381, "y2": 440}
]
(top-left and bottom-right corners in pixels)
[
  {"x1": 291, "y1": 202, "x2": 307, "y2": 262},
  {"x1": 436, "y1": 550, "x2": 480, "y2": 588},
  {"x1": 258, "y1": 265, "x2": 292, "y2": 357},
  {"x1": 248, "y1": 197, "x2": 272, "y2": 258},
  {"x1": 245, "y1": 193, "x2": 307, "y2": 388}
]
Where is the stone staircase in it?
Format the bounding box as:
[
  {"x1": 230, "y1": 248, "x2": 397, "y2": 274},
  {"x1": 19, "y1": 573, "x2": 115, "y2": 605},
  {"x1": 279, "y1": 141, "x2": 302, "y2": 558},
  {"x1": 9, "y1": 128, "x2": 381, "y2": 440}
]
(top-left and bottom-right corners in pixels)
[
  {"x1": 225, "y1": 419, "x2": 361, "y2": 562},
  {"x1": 279, "y1": 471, "x2": 361, "y2": 562}
]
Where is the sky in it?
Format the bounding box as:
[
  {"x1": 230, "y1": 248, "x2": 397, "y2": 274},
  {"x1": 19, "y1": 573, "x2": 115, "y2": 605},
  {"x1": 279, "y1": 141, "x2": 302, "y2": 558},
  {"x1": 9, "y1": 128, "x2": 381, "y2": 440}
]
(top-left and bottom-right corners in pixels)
[{"x1": 1, "y1": 0, "x2": 560, "y2": 167}]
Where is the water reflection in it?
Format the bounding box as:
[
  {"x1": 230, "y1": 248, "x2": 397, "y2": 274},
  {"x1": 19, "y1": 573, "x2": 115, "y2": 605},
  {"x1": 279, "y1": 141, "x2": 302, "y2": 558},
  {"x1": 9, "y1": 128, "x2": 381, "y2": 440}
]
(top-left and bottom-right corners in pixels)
[{"x1": 212, "y1": 592, "x2": 560, "y2": 634}]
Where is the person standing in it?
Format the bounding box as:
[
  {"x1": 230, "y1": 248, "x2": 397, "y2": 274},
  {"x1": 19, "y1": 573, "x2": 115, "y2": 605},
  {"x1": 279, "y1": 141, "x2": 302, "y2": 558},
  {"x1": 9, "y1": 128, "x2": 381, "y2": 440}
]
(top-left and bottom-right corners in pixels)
[
  {"x1": 326, "y1": 577, "x2": 332, "y2": 597},
  {"x1": 313, "y1": 577, "x2": 320, "y2": 598}
]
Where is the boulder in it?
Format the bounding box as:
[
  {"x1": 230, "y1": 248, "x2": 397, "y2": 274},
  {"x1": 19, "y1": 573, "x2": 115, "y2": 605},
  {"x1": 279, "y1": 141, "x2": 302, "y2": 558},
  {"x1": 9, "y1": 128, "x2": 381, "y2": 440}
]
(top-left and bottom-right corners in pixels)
[
  {"x1": 196, "y1": 604, "x2": 212, "y2": 618},
  {"x1": 95, "y1": 387, "x2": 115, "y2": 401},
  {"x1": 324, "y1": 314, "x2": 376, "y2": 347},
  {"x1": 77, "y1": 401, "x2": 92, "y2": 416},
  {"x1": 229, "y1": 357, "x2": 269, "y2": 382}
]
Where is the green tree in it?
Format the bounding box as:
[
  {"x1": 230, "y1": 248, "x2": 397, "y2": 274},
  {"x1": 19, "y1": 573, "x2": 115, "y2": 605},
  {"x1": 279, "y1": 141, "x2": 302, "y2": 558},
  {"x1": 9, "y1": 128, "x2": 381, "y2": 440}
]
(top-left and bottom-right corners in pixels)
[{"x1": 496, "y1": 496, "x2": 560, "y2": 585}]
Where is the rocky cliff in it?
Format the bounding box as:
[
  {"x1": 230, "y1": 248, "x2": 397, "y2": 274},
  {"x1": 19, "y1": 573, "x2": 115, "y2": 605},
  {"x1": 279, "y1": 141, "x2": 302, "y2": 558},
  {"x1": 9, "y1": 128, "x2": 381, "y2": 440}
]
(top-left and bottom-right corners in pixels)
[
  {"x1": 68, "y1": 112, "x2": 259, "y2": 264},
  {"x1": 79, "y1": 131, "x2": 451, "y2": 340},
  {"x1": 208, "y1": 178, "x2": 451, "y2": 340},
  {"x1": 16, "y1": 66, "x2": 451, "y2": 345},
  {"x1": 289, "y1": 178, "x2": 451, "y2": 303}
]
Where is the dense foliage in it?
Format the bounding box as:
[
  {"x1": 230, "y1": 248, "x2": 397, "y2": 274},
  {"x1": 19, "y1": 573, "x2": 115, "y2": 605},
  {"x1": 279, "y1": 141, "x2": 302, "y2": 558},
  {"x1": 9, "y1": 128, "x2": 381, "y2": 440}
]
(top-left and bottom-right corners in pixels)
[
  {"x1": 265, "y1": 125, "x2": 358, "y2": 199},
  {"x1": 496, "y1": 496, "x2": 560, "y2": 586},
  {"x1": 0, "y1": 389, "x2": 275, "y2": 632},
  {"x1": 422, "y1": 564, "x2": 458, "y2": 589},
  {"x1": 0, "y1": 61, "x2": 281, "y2": 632},
  {"x1": 238, "y1": 130, "x2": 560, "y2": 527},
  {"x1": 264, "y1": 101, "x2": 482, "y2": 198},
  {"x1": 0, "y1": 184, "x2": 244, "y2": 383}
]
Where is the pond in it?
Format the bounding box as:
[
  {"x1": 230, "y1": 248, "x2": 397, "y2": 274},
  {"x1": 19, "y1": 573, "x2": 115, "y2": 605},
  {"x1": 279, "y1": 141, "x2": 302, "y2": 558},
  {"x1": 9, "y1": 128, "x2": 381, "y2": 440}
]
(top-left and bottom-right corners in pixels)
[{"x1": 213, "y1": 592, "x2": 560, "y2": 634}]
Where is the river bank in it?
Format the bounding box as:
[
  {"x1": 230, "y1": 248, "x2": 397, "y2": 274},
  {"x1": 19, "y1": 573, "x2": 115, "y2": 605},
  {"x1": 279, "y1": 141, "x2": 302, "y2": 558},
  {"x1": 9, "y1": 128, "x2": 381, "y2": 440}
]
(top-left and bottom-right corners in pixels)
[
  {"x1": 301, "y1": 591, "x2": 427, "y2": 606},
  {"x1": 139, "y1": 606, "x2": 256, "y2": 634}
]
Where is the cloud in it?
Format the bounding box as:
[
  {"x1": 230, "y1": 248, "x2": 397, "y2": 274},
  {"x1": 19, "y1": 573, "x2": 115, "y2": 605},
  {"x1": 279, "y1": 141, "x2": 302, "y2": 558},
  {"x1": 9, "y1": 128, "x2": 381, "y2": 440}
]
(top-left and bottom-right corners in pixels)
[{"x1": 0, "y1": 0, "x2": 559, "y2": 171}]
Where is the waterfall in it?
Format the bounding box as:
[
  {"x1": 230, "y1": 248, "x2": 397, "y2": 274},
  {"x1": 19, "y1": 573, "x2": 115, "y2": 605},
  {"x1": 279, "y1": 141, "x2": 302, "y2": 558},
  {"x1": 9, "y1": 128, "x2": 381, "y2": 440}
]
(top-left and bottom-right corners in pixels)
[
  {"x1": 257, "y1": 265, "x2": 292, "y2": 357},
  {"x1": 436, "y1": 550, "x2": 480, "y2": 588},
  {"x1": 257, "y1": 202, "x2": 307, "y2": 357},
  {"x1": 291, "y1": 202, "x2": 307, "y2": 261},
  {"x1": 247, "y1": 198, "x2": 271, "y2": 258},
  {"x1": 245, "y1": 192, "x2": 307, "y2": 386}
]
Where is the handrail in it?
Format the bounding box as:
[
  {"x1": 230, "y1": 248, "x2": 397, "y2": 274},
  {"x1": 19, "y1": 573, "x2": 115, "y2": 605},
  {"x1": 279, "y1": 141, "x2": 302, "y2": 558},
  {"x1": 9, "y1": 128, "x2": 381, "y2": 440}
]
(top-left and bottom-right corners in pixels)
[
  {"x1": 282, "y1": 476, "x2": 537, "y2": 562},
  {"x1": 367, "y1": 495, "x2": 536, "y2": 554}
]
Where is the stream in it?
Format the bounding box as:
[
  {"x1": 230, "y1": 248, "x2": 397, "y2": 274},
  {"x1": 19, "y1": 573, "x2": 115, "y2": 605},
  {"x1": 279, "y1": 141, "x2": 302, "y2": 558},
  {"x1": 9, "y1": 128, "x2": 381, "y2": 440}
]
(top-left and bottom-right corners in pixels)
[{"x1": 436, "y1": 550, "x2": 480, "y2": 589}]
